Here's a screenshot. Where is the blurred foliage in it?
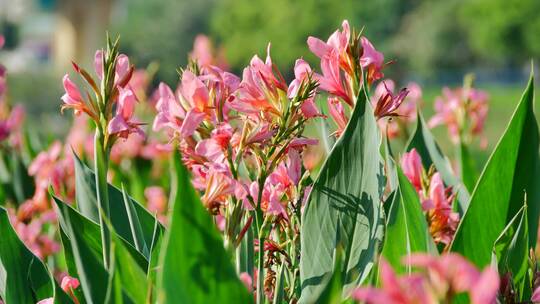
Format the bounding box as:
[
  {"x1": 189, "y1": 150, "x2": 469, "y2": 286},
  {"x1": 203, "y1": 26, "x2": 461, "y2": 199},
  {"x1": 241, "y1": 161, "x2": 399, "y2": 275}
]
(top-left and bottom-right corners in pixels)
[
  {"x1": 112, "y1": 0, "x2": 216, "y2": 84},
  {"x1": 458, "y1": 0, "x2": 540, "y2": 64},
  {"x1": 112, "y1": 0, "x2": 540, "y2": 81}
]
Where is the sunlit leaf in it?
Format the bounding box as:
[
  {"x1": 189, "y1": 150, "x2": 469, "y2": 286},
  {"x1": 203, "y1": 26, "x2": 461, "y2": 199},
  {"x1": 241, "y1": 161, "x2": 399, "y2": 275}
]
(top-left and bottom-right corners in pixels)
[
  {"x1": 381, "y1": 165, "x2": 437, "y2": 273},
  {"x1": 300, "y1": 91, "x2": 385, "y2": 302},
  {"x1": 451, "y1": 74, "x2": 540, "y2": 267},
  {"x1": 156, "y1": 156, "x2": 252, "y2": 303}
]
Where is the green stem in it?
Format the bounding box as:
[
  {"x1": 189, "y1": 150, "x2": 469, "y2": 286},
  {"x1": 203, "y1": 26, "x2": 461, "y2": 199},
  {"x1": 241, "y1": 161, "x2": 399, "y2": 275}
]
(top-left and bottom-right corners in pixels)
[
  {"x1": 255, "y1": 209, "x2": 265, "y2": 304},
  {"x1": 94, "y1": 128, "x2": 111, "y2": 269}
]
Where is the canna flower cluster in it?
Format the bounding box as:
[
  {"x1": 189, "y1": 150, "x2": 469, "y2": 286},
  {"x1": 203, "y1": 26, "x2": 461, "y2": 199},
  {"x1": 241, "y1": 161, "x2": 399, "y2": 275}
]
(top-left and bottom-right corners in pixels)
[
  {"x1": 307, "y1": 20, "x2": 410, "y2": 138},
  {"x1": 401, "y1": 149, "x2": 460, "y2": 245},
  {"x1": 428, "y1": 82, "x2": 489, "y2": 147},
  {"x1": 154, "y1": 45, "x2": 317, "y2": 224},
  {"x1": 154, "y1": 40, "x2": 320, "y2": 300},
  {"x1": 353, "y1": 254, "x2": 500, "y2": 304},
  {"x1": 61, "y1": 37, "x2": 143, "y2": 148}
]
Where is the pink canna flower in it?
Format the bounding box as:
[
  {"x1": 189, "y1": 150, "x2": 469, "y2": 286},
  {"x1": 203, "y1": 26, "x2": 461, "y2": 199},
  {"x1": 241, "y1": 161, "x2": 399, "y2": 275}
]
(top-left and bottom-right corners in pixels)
[
  {"x1": 360, "y1": 37, "x2": 385, "y2": 85},
  {"x1": 229, "y1": 44, "x2": 287, "y2": 119},
  {"x1": 307, "y1": 20, "x2": 352, "y2": 74},
  {"x1": 239, "y1": 272, "x2": 254, "y2": 292},
  {"x1": 61, "y1": 275, "x2": 80, "y2": 291},
  {"x1": 404, "y1": 253, "x2": 499, "y2": 304},
  {"x1": 178, "y1": 70, "x2": 211, "y2": 136},
  {"x1": 532, "y1": 285, "x2": 540, "y2": 302},
  {"x1": 314, "y1": 49, "x2": 353, "y2": 106},
  {"x1": 153, "y1": 82, "x2": 186, "y2": 133},
  {"x1": 428, "y1": 86, "x2": 488, "y2": 146},
  {"x1": 373, "y1": 81, "x2": 409, "y2": 120},
  {"x1": 288, "y1": 59, "x2": 322, "y2": 118},
  {"x1": 353, "y1": 259, "x2": 435, "y2": 304},
  {"x1": 0, "y1": 35, "x2": 4, "y2": 49},
  {"x1": 195, "y1": 123, "x2": 233, "y2": 162},
  {"x1": 401, "y1": 149, "x2": 423, "y2": 192},
  {"x1": 144, "y1": 186, "x2": 168, "y2": 223},
  {"x1": 327, "y1": 96, "x2": 349, "y2": 137},
  {"x1": 61, "y1": 75, "x2": 90, "y2": 117},
  {"x1": 425, "y1": 173, "x2": 459, "y2": 245},
  {"x1": 61, "y1": 275, "x2": 81, "y2": 304},
  {"x1": 94, "y1": 51, "x2": 132, "y2": 87},
  {"x1": 108, "y1": 87, "x2": 144, "y2": 139},
  {"x1": 190, "y1": 35, "x2": 214, "y2": 68}
]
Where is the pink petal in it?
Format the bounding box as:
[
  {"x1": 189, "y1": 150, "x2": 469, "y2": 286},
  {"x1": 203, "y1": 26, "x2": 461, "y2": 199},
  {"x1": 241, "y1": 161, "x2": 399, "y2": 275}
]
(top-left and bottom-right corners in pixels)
[
  {"x1": 181, "y1": 70, "x2": 209, "y2": 111},
  {"x1": 108, "y1": 115, "x2": 129, "y2": 134},
  {"x1": 470, "y1": 267, "x2": 499, "y2": 304},
  {"x1": 180, "y1": 109, "x2": 205, "y2": 137},
  {"x1": 94, "y1": 50, "x2": 104, "y2": 78},
  {"x1": 62, "y1": 74, "x2": 82, "y2": 101},
  {"x1": 307, "y1": 36, "x2": 331, "y2": 58}
]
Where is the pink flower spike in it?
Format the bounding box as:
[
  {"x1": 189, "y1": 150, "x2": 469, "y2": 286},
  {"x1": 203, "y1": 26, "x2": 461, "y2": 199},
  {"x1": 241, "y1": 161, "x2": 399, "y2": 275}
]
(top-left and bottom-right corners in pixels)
[
  {"x1": 401, "y1": 148, "x2": 423, "y2": 191},
  {"x1": 61, "y1": 275, "x2": 80, "y2": 291}
]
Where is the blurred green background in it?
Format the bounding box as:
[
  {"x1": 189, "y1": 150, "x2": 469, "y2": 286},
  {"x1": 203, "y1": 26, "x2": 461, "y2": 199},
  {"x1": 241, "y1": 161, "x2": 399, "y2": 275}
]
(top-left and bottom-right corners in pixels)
[{"x1": 1, "y1": 0, "x2": 539, "y2": 165}]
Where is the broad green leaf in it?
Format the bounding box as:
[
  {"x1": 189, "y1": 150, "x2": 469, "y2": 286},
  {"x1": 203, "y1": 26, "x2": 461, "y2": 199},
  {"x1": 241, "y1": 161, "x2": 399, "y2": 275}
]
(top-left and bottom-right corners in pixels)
[
  {"x1": 156, "y1": 158, "x2": 252, "y2": 303},
  {"x1": 458, "y1": 142, "x2": 478, "y2": 193},
  {"x1": 381, "y1": 166, "x2": 436, "y2": 273},
  {"x1": 493, "y1": 204, "x2": 529, "y2": 301},
  {"x1": 407, "y1": 112, "x2": 470, "y2": 213},
  {"x1": 9, "y1": 151, "x2": 34, "y2": 205},
  {"x1": 54, "y1": 196, "x2": 111, "y2": 304},
  {"x1": 53, "y1": 195, "x2": 148, "y2": 272},
  {"x1": 300, "y1": 94, "x2": 385, "y2": 302},
  {"x1": 147, "y1": 219, "x2": 164, "y2": 302},
  {"x1": 121, "y1": 185, "x2": 149, "y2": 257},
  {"x1": 109, "y1": 227, "x2": 149, "y2": 303},
  {"x1": 0, "y1": 207, "x2": 54, "y2": 303},
  {"x1": 73, "y1": 153, "x2": 162, "y2": 259},
  {"x1": 451, "y1": 75, "x2": 540, "y2": 267},
  {"x1": 382, "y1": 135, "x2": 398, "y2": 192}
]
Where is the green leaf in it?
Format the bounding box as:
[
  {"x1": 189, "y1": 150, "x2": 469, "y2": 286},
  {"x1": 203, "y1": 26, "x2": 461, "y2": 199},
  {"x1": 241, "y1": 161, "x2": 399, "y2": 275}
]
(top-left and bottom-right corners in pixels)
[
  {"x1": 458, "y1": 142, "x2": 478, "y2": 193},
  {"x1": 272, "y1": 263, "x2": 286, "y2": 304},
  {"x1": 406, "y1": 112, "x2": 470, "y2": 213},
  {"x1": 53, "y1": 196, "x2": 111, "y2": 304},
  {"x1": 73, "y1": 153, "x2": 162, "y2": 259},
  {"x1": 382, "y1": 135, "x2": 398, "y2": 193},
  {"x1": 121, "y1": 185, "x2": 150, "y2": 257},
  {"x1": 299, "y1": 94, "x2": 385, "y2": 302},
  {"x1": 381, "y1": 165, "x2": 437, "y2": 273},
  {"x1": 9, "y1": 151, "x2": 34, "y2": 205},
  {"x1": 110, "y1": 228, "x2": 149, "y2": 303},
  {"x1": 53, "y1": 195, "x2": 148, "y2": 273},
  {"x1": 493, "y1": 204, "x2": 530, "y2": 301},
  {"x1": 147, "y1": 219, "x2": 164, "y2": 302},
  {"x1": 156, "y1": 158, "x2": 252, "y2": 303},
  {"x1": 0, "y1": 207, "x2": 54, "y2": 304},
  {"x1": 450, "y1": 74, "x2": 540, "y2": 267}
]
